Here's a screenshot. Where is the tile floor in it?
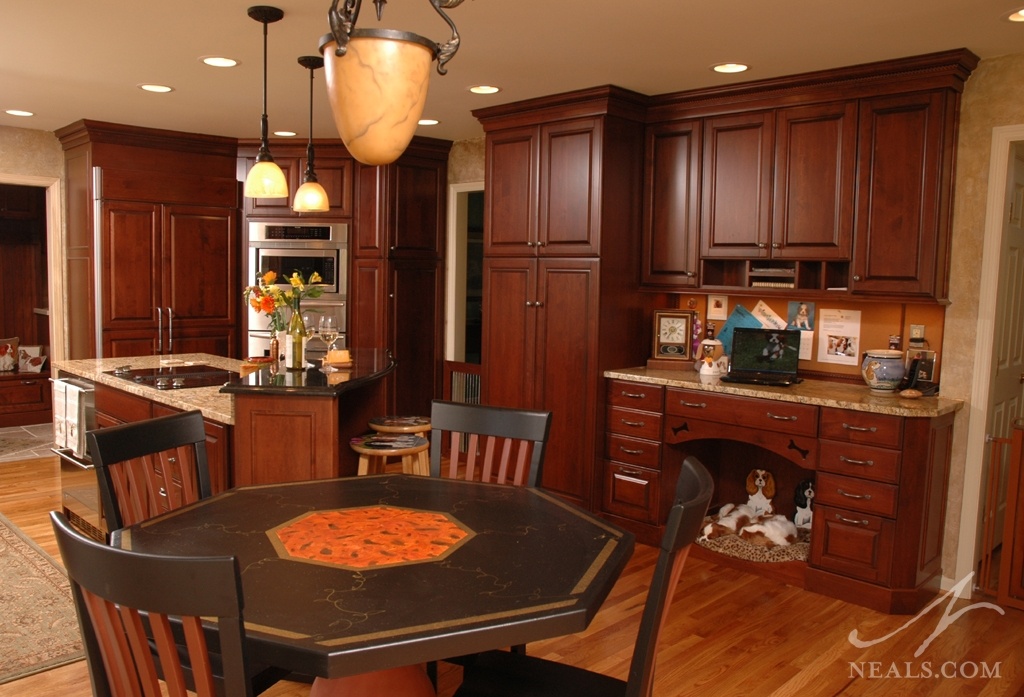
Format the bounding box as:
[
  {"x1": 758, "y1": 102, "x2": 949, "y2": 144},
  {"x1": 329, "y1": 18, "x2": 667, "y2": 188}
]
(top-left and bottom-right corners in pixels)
[{"x1": 0, "y1": 422, "x2": 55, "y2": 462}]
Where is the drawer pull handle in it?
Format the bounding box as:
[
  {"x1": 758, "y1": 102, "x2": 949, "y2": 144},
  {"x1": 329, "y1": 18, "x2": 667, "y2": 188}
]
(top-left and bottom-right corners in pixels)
[
  {"x1": 620, "y1": 419, "x2": 646, "y2": 427},
  {"x1": 678, "y1": 400, "x2": 707, "y2": 409},
  {"x1": 835, "y1": 513, "x2": 869, "y2": 526},
  {"x1": 841, "y1": 423, "x2": 877, "y2": 433},
  {"x1": 767, "y1": 412, "x2": 797, "y2": 421},
  {"x1": 619, "y1": 446, "x2": 644, "y2": 456},
  {"x1": 158, "y1": 487, "x2": 168, "y2": 498},
  {"x1": 839, "y1": 455, "x2": 874, "y2": 466},
  {"x1": 837, "y1": 488, "x2": 872, "y2": 500},
  {"x1": 614, "y1": 472, "x2": 648, "y2": 485},
  {"x1": 620, "y1": 391, "x2": 646, "y2": 399}
]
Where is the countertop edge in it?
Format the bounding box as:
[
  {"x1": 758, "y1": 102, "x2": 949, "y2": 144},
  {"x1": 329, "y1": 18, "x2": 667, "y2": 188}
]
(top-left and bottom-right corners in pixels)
[{"x1": 604, "y1": 367, "x2": 963, "y2": 418}]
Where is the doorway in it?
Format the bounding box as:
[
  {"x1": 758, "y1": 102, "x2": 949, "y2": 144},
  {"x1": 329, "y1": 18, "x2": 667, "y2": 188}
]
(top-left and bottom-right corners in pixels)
[{"x1": 445, "y1": 182, "x2": 484, "y2": 364}]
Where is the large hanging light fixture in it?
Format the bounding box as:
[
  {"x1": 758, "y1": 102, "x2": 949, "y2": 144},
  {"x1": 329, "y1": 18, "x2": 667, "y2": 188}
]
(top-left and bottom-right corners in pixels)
[
  {"x1": 244, "y1": 5, "x2": 288, "y2": 199},
  {"x1": 319, "y1": 0, "x2": 465, "y2": 166},
  {"x1": 293, "y1": 56, "x2": 330, "y2": 213}
]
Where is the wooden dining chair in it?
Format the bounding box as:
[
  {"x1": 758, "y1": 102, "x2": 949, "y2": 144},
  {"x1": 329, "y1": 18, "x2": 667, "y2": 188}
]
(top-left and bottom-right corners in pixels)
[
  {"x1": 50, "y1": 509, "x2": 254, "y2": 697},
  {"x1": 451, "y1": 456, "x2": 714, "y2": 697},
  {"x1": 429, "y1": 399, "x2": 552, "y2": 487},
  {"x1": 86, "y1": 409, "x2": 213, "y2": 531}
]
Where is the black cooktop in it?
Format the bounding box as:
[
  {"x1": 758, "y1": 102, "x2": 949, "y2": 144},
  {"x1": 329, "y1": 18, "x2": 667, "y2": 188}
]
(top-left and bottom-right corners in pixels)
[{"x1": 104, "y1": 364, "x2": 236, "y2": 390}]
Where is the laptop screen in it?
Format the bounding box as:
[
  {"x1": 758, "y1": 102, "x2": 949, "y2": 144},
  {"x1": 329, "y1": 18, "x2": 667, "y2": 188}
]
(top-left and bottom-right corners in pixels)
[{"x1": 728, "y1": 327, "x2": 801, "y2": 377}]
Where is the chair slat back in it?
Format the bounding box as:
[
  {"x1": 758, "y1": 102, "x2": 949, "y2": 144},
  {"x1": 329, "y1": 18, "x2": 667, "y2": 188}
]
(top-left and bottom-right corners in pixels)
[
  {"x1": 50, "y1": 511, "x2": 252, "y2": 697},
  {"x1": 430, "y1": 400, "x2": 552, "y2": 487},
  {"x1": 87, "y1": 410, "x2": 212, "y2": 530},
  {"x1": 625, "y1": 456, "x2": 713, "y2": 697}
]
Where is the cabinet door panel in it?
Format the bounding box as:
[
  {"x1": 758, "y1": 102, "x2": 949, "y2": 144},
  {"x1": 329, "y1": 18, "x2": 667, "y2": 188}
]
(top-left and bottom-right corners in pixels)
[
  {"x1": 390, "y1": 155, "x2": 444, "y2": 256},
  {"x1": 701, "y1": 112, "x2": 774, "y2": 258},
  {"x1": 539, "y1": 119, "x2": 600, "y2": 255},
  {"x1": 102, "y1": 201, "x2": 160, "y2": 326},
  {"x1": 163, "y1": 205, "x2": 237, "y2": 324},
  {"x1": 390, "y1": 259, "x2": 443, "y2": 416},
  {"x1": 853, "y1": 91, "x2": 946, "y2": 295},
  {"x1": 315, "y1": 156, "x2": 355, "y2": 216},
  {"x1": 642, "y1": 120, "x2": 701, "y2": 286},
  {"x1": 485, "y1": 127, "x2": 538, "y2": 255},
  {"x1": 481, "y1": 258, "x2": 535, "y2": 406},
  {"x1": 534, "y1": 259, "x2": 599, "y2": 503},
  {"x1": 772, "y1": 102, "x2": 856, "y2": 259}
]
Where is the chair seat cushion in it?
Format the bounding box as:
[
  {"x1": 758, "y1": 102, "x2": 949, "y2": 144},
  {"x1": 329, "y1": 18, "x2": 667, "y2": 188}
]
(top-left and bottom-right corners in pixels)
[{"x1": 454, "y1": 650, "x2": 626, "y2": 697}]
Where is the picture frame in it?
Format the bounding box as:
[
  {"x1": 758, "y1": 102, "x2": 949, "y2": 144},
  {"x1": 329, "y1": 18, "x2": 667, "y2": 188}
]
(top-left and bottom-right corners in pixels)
[
  {"x1": 707, "y1": 295, "x2": 729, "y2": 321},
  {"x1": 652, "y1": 310, "x2": 695, "y2": 361}
]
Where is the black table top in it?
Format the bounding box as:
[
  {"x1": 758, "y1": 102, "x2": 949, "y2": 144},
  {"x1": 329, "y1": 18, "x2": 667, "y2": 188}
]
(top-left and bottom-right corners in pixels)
[
  {"x1": 219, "y1": 348, "x2": 395, "y2": 397},
  {"x1": 115, "y1": 474, "x2": 635, "y2": 678}
]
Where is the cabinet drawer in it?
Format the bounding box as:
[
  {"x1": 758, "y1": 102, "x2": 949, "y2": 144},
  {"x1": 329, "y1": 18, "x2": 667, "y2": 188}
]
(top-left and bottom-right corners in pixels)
[
  {"x1": 605, "y1": 433, "x2": 661, "y2": 470},
  {"x1": 607, "y1": 380, "x2": 664, "y2": 412},
  {"x1": 810, "y1": 503, "x2": 894, "y2": 585},
  {"x1": 819, "y1": 408, "x2": 902, "y2": 448},
  {"x1": 665, "y1": 387, "x2": 818, "y2": 436},
  {"x1": 815, "y1": 472, "x2": 897, "y2": 518},
  {"x1": 602, "y1": 461, "x2": 661, "y2": 524},
  {"x1": 819, "y1": 440, "x2": 900, "y2": 483},
  {"x1": 0, "y1": 378, "x2": 47, "y2": 413},
  {"x1": 606, "y1": 405, "x2": 662, "y2": 441}
]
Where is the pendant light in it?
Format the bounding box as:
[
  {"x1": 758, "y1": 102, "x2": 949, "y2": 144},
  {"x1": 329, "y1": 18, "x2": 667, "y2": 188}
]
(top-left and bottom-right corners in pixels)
[
  {"x1": 293, "y1": 56, "x2": 330, "y2": 213},
  {"x1": 244, "y1": 5, "x2": 288, "y2": 199},
  {"x1": 319, "y1": 0, "x2": 465, "y2": 166}
]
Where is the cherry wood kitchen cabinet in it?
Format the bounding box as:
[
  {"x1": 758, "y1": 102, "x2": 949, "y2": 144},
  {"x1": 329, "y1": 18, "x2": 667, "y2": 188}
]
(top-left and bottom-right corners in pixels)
[
  {"x1": 349, "y1": 139, "x2": 450, "y2": 417},
  {"x1": 641, "y1": 119, "x2": 702, "y2": 287},
  {"x1": 474, "y1": 86, "x2": 650, "y2": 509},
  {"x1": 0, "y1": 370, "x2": 52, "y2": 428},
  {"x1": 851, "y1": 90, "x2": 957, "y2": 298},
  {"x1": 56, "y1": 120, "x2": 240, "y2": 359}
]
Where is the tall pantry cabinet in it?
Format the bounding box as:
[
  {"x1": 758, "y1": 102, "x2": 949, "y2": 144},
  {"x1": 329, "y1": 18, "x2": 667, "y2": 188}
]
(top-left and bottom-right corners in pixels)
[
  {"x1": 474, "y1": 87, "x2": 650, "y2": 509},
  {"x1": 57, "y1": 120, "x2": 240, "y2": 359}
]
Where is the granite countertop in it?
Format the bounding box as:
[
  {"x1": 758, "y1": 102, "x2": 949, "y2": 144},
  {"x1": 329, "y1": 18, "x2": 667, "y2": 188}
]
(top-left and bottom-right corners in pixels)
[
  {"x1": 604, "y1": 366, "x2": 963, "y2": 418},
  {"x1": 53, "y1": 353, "x2": 241, "y2": 425}
]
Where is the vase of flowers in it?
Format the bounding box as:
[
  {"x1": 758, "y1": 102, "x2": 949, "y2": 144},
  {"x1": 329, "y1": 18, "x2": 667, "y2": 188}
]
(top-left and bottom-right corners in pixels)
[
  {"x1": 244, "y1": 270, "x2": 326, "y2": 370},
  {"x1": 244, "y1": 270, "x2": 287, "y2": 363}
]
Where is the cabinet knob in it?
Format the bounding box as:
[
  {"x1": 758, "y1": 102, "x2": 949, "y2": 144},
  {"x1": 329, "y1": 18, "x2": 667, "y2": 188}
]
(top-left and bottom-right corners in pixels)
[
  {"x1": 525, "y1": 301, "x2": 534, "y2": 307},
  {"x1": 525, "y1": 241, "x2": 535, "y2": 247},
  {"x1": 685, "y1": 271, "x2": 696, "y2": 277},
  {"x1": 853, "y1": 275, "x2": 861, "y2": 281},
  {"x1": 772, "y1": 242, "x2": 780, "y2": 249},
  {"x1": 757, "y1": 242, "x2": 767, "y2": 248}
]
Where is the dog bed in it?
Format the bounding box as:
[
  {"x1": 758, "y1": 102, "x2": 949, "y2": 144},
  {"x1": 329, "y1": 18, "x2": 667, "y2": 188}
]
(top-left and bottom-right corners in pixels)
[{"x1": 696, "y1": 517, "x2": 811, "y2": 563}]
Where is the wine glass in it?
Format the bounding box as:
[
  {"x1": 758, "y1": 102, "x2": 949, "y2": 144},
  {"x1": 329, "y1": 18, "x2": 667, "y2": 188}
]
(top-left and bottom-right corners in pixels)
[
  {"x1": 319, "y1": 315, "x2": 339, "y2": 349},
  {"x1": 301, "y1": 311, "x2": 318, "y2": 341}
]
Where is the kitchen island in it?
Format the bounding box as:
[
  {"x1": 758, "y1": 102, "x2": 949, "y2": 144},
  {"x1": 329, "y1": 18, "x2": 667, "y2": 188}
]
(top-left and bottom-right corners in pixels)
[{"x1": 53, "y1": 350, "x2": 395, "y2": 491}]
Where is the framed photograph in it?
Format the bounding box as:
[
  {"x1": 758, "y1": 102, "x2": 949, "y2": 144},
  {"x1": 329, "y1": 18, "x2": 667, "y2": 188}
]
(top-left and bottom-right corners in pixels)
[
  {"x1": 652, "y1": 310, "x2": 695, "y2": 360},
  {"x1": 707, "y1": 295, "x2": 729, "y2": 321}
]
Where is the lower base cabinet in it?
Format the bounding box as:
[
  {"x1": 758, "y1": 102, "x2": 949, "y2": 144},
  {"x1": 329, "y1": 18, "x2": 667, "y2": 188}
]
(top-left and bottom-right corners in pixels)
[{"x1": 600, "y1": 377, "x2": 956, "y2": 614}]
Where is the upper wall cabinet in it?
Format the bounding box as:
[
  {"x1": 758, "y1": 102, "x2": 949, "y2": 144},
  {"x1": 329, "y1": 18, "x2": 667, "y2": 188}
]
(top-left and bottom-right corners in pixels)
[
  {"x1": 642, "y1": 48, "x2": 978, "y2": 301},
  {"x1": 484, "y1": 117, "x2": 603, "y2": 257}
]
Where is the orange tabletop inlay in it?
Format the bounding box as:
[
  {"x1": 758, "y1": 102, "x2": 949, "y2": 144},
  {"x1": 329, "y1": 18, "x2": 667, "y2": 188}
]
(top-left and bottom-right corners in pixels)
[{"x1": 271, "y1": 505, "x2": 473, "y2": 569}]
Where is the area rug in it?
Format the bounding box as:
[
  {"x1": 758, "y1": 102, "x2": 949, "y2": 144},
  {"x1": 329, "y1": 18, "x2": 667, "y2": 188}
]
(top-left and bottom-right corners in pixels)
[{"x1": 0, "y1": 512, "x2": 83, "y2": 684}]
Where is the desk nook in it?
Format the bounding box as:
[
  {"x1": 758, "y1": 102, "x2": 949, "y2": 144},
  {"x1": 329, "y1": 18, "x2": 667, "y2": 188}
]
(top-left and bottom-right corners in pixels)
[{"x1": 602, "y1": 368, "x2": 962, "y2": 614}]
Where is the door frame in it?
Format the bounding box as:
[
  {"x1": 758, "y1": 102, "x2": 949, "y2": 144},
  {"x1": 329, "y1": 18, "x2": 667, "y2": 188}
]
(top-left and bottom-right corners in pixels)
[
  {"x1": 0, "y1": 173, "x2": 66, "y2": 362},
  {"x1": 445, "y1": 181, "x2": 484, "y2": 361},
  {"x1": 956, "y1": 124, "x2": 1024, "y2": 583}
]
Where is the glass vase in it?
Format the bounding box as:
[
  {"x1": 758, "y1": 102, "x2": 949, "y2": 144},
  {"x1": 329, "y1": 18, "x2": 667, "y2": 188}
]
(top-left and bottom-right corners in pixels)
[{"x1": 285, "y1": 309, "x2": 306, "y2": 371}]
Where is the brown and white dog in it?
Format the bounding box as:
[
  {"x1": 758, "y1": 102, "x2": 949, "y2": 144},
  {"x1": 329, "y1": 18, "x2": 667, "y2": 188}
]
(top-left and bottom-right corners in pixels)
[
  {"x1": 699, "y1": 503, "x2": 756, "y2": 541},
  {"x1": 746, "y1": 469, "x2": 775, "y2": 516},
  {"x1": 739, "y1": 514, "x2": 799, "y2": 548}
]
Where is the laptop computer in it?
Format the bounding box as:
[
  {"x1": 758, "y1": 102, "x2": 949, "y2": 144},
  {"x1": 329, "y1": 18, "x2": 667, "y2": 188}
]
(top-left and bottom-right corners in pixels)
[{"x1": 720, "y1": 327, "x2": 803, "y2": 386}]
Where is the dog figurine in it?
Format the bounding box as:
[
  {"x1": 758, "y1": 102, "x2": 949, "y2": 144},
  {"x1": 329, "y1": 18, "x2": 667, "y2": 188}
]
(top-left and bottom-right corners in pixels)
[
  {"x1": 746, "y1": 469, "x2": 775, "y2": 515},
  {"x1": 739, "y1": 514, "x2": 799, "y2": 548},
  {"x1": 699, "y1": 503, "x2": 756, "y2": 541},
  {"x1": 793, "y1": 478, "x2": 815, "y2": 529}
]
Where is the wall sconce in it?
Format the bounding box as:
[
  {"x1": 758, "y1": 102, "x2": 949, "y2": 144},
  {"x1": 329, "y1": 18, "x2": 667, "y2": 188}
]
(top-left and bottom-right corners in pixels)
[
  {"x1": 292, "y1": 56, "x2": 330, "y2": 213},
  {"x1": 319, "y1": 0, "x2": 464, "y2": 166},
  {"x1": 244, "y1": 5, "x2": 289, "y2": 199}
]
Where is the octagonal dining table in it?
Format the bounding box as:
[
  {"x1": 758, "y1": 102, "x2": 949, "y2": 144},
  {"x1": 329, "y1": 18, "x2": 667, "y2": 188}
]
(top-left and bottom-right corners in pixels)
[{"x1": 113, "y1": 473, "x2": 635, "y2": 679}]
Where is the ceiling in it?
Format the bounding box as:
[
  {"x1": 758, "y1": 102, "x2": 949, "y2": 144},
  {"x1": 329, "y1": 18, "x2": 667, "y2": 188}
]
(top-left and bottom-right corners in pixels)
[{"x1": 2, "y1": 1, "x2": 1022, "y2": 145}]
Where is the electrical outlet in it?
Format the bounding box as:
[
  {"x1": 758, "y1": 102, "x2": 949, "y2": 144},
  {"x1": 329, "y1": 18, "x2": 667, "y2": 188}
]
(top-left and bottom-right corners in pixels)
[{"x1": 910, "y1": 324, "x2": 925, "y2": 340}]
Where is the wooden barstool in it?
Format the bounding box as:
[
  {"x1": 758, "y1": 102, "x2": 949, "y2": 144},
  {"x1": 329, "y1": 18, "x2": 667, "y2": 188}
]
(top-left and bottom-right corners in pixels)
[
  {"x1": 368, "y1": 415, "x2": 431, "y2": 440},
  {"x1": 350, "y1": 433, "x2": 430, "y2": 476}
]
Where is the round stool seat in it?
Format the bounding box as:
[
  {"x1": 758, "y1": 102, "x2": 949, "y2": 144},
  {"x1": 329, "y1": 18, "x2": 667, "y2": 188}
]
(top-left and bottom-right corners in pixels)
[
  {"x1": 350, "y1": 433, "x2": 429, "y2": 476},
  {"x1": 368, "y1": 415, "x2": 431, "y2": 437}
]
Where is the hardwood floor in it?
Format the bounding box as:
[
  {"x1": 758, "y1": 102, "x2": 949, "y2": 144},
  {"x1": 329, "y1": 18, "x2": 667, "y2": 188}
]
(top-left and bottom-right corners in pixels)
[{"x1": 2, "y1": 454, "x2": 1023, "y2": 697}]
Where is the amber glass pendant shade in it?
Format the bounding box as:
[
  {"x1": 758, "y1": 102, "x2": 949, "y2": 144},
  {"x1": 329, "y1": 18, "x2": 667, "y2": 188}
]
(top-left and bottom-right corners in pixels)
[
  {"x1": 293, "y1": 180, "x2": 329, "y2": 212},
  {"x1": 321, "y1": 29, "x2": 435, "y2": 166},
  {"x1": 245, "y1": 159, "x2": 289, "y2": 198}
]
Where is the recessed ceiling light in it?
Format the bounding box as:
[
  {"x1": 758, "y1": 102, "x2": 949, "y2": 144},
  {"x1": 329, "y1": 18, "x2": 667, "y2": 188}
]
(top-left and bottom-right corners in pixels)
[
  {"x1": 139, "y1": 84, "x2": 174, "y2": 93},
  {"x1": 5, "y1": 109, "x2": 33, "y2": 117},
  {"x1": 418, "y1": 118, "x2": 439, "y2": 126},
  {"x1": 1009, "y1": 8, "x2": 1024, "y2": 21},
  {"x1": 202, "y1": 56, "x2": 238, "y2": 67},
  {"x1": 469, "y1": 85, "x2": 500, "y2": 95},
  {"x1": 273, "y1": 130, "x2": 297, "y2": 137},
  {"x1": 712, "y1": 63, "x2": 749, "y2": 74}
]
